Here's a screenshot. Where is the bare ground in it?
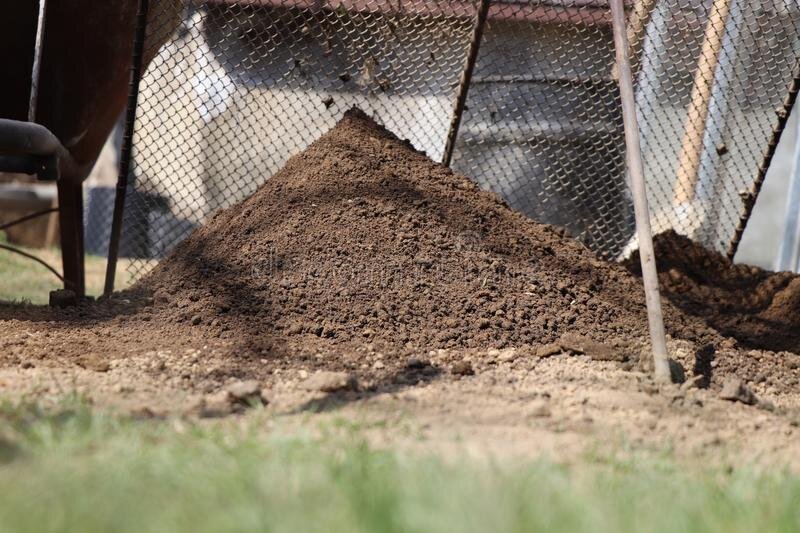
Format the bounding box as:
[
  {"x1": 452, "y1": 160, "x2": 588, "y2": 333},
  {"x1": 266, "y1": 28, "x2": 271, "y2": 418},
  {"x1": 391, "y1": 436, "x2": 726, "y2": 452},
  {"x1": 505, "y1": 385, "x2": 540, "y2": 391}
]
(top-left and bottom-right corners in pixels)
[
  {"x1": 2, "y1": 110, "x2": 800, "y2": 469},
  {"x1": 2, "y1": 325, "x2": 799, "y2": 470}
]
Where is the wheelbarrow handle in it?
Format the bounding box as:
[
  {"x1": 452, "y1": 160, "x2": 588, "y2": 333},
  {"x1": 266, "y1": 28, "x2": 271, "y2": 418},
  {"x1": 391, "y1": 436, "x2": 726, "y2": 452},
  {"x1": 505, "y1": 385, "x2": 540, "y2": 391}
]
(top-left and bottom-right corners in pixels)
[
  {"x1": 0, "y1": 118, "x2": 73, "y2": 180},
  {"x1": 0, "y1": 118, "x2": 64, "y2": 156}
]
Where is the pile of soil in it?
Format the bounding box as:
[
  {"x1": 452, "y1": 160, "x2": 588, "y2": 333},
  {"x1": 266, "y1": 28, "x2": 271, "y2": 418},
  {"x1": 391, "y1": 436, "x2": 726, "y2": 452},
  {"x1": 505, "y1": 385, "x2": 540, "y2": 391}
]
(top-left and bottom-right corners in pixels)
[
  {"x1": 628, "y1": 231, "x2": 800, "y2": 353},
  {"x1": 2, "y1": 110, "x2": 799, "y2": 403},
  {"x1": 137, "y1": 109, "x2": 714, "y2": 358}
]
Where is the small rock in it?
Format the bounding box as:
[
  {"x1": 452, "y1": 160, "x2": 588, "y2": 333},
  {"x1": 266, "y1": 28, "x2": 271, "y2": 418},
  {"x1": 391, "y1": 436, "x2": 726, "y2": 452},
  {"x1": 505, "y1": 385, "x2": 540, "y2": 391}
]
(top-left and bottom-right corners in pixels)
[
  {"x1": 757, "y1": 399, "x2": 776, "y2": 412},
  {"x1": 76, "y1": 354, "x2": 110, "y2": 373},
  {"x1": 191, "y1": 315, "x2": 202, "y2": 326},
  {"x1": 226, "y1": 380, "x2": 262, "y2": 403},
  {"x1": 259, "y1": 388, "x2": 271, "y2": 405},
  {"x1": 406, "y1": 357, "x2": 428, "y2": 369},
  {"x1": 558, "y1": 333, "x2": 620, "y2": 361},
  {"x1": 451, "y1": 360, "x2": 474, "y2": 376},
  {"x1": 200, "y1": 390, "x2": 236, "y2": 417},
  {"x1": 497, "y1": 348, "x2": 517, "y2": 362},
  {"x1": 128, "y1": 405, "x2": 159, "y2": 420},
  {"x1": 300, "y1": 371, "x2": 357, "y2": 392},
  {"x1": 154, "y1": 289, "x2": 170, "y2": 304},
  {"x1": 680, "y1": 374, "x2": 705, "y2": 391},
  {"x1": 720, "y1": 338, "x2": 736, "y2": 349},
  {"x1": 558, "y1": 333, "x2": 589, "y2": 354},
  {"x1": 49, "y1": 289, "x2": 77, "y2": 308},
  {"x1": 529, "y1": 401, "x2": 551, "y2": 418},
  {"x1": 535, "y1": 343, "x2": 561, "y2": 358},
  {"x1": 372, "y1": 361, "x2": 385, "y2": 370},
  {"x1": 640, "y1": 382, "x2": 659, "y2": 395},
  {"x1": 183, "y1": 395, "x2": 206, "y2": 417},
  {"x1": 719, "y1": 378, "x2": 758, "y2": 405}
]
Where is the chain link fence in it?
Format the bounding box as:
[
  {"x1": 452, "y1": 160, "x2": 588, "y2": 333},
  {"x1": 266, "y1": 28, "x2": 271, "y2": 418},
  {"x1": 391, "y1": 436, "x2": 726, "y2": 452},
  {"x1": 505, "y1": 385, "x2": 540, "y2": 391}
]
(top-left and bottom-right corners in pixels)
[{"x1": 115, "y1": 0, "x2": 800, "y2": 280}]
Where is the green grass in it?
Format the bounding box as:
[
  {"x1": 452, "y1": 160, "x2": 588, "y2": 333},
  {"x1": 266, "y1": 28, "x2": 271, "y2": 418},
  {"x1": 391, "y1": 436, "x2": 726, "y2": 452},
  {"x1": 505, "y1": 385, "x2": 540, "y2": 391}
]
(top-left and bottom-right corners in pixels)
[
  {"x1": 0, "y1": 400, "x2": 798, "y2": 533},
  {"x1": 0, "y1": 232, "x2": 138, "y2": 303}
]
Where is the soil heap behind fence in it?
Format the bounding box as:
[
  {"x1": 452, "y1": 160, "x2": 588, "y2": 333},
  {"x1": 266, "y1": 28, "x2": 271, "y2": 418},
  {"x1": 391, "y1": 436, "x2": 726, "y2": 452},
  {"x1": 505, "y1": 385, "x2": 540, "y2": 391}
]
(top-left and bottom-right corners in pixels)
[{"x1": 139, "y1": 109, "x2": 714, "y2": 357}]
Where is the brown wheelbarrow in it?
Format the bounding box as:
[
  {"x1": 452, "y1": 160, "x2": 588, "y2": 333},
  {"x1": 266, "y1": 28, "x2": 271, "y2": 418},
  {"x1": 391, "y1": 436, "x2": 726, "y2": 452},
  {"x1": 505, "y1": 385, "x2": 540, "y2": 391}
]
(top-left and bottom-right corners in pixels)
[{"x1": 0, "y1": 1, "x2": 179, "y2": 296}]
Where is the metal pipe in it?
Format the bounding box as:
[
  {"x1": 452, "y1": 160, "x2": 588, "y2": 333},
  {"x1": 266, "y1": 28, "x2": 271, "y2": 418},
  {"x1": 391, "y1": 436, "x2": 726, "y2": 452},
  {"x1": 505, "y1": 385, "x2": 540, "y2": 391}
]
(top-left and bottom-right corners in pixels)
[
  {"x1": 610, "y1": 0, "x2": 657, "y2": 81},
  {"x1": 610, "y1": 0, "x2": 671, "y2": 382},
  {"x1": 727, "y1": 62, "x2": 800, "y2": 259},
  {"x1": 441, "y1": 0, "x2": 491, "y2": 168},
  {"x1": 104, "y1": 0, "x2": 151, "y2": 295}
]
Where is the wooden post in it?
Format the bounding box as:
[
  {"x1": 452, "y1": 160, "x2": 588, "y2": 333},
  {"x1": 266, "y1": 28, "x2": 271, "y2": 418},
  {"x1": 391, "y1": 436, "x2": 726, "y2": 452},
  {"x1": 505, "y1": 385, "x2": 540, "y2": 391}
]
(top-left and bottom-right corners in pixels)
[
  {"x1": 674, "y1": 0, "x2": 733, "y2": 204},
  {"x1": 610, "y1": 0, "x2": 671, "y2": 382}
]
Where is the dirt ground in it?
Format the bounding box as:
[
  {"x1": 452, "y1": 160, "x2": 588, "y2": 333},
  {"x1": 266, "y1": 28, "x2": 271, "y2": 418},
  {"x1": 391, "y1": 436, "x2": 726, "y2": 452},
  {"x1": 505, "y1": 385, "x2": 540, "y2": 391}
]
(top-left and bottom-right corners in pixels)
[{"x1": 2, "y1": 110, "x2": 800, "y2": 468}]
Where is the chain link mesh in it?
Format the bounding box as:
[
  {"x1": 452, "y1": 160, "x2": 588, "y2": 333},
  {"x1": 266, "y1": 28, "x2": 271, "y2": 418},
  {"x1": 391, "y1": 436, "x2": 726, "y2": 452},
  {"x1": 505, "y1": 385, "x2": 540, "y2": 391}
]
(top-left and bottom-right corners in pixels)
[{"x1": 121, "y1": 0, "x2": 800, "y2": 279}]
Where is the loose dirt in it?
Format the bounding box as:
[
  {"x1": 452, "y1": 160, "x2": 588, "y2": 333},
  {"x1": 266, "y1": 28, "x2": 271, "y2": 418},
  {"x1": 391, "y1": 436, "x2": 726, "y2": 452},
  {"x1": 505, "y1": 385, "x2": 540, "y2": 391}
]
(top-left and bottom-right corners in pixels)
[
  {"x1": 629, "y1": 231, "x2": 800, "y2": 354},
  {"x1": 1, "y1": 109, "x2": 799, "y2": 466}
]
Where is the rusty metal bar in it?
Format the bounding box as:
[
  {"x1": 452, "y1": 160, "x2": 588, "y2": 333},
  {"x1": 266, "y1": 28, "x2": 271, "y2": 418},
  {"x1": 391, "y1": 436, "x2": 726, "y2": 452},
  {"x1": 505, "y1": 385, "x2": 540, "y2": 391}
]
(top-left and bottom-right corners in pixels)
[
  {"x1": 441, "y1": 0, "x2": 491, "y2": 168},
  {"x1": 727, "y1": 62, "x2": 800, "y2": 260},
  {"x1": 610, "y1": 0, "x2": 670, "y2": 382},
  {"x1": 104, "y1": 0, "x2": 150, "y2": 295}
]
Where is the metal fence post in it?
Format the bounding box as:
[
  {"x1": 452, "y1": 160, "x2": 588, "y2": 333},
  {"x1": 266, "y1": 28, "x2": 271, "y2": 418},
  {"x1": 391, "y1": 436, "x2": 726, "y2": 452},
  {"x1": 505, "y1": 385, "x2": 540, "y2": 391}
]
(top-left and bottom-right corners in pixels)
[
  {"x1": 103, "y1": 0, "x2": 150, "y2": 295},
  {"x1": 610, "y1": 0, "x2": 671, "y2": 382},
  {"x1": 441, "y1": 0, "x2": 491, "y2": 168},
  {"x1": 728, "y1": 63, "x2": 800, "y2": 260}
]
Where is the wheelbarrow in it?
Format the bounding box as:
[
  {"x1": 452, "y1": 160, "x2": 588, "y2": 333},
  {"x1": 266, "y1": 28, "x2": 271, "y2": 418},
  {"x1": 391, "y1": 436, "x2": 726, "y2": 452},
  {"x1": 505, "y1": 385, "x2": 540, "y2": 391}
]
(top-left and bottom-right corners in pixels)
[{"x1": 0, "y1": 1, "x2": 179, "y2": 296}]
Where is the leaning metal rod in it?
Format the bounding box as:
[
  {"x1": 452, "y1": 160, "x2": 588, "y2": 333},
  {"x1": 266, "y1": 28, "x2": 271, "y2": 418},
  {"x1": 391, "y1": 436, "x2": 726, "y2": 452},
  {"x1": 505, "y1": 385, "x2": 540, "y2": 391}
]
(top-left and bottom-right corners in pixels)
[
  {"x1": 104, "y1": 0, "x2": 151, "y2": 296},
  {"x1": 610, "y1": 0, "x2": 657, "y2": 80},
  {"x1": 727, "y1": 61, "x2": 800, "y2": 259},
  {"x1": 441, "y1": 0, "x2": 491, "y2": 167},
  {"x1": 0, "y1": 243, "x2": 64, "y2": 284},
  {"x1": 610, "y1": 0, "x2": 671, "y2": 382}
]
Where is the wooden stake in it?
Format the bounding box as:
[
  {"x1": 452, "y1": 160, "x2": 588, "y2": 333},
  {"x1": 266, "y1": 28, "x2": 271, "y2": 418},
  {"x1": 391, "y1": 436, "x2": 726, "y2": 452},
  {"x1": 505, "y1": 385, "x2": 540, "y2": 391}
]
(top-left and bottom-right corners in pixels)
[
  {"x1": 674, "y1": 0, "x2": 733, "y2": 204},
  {"x1": 610, "y1": 0, "x2": 671, "y2": 382}
]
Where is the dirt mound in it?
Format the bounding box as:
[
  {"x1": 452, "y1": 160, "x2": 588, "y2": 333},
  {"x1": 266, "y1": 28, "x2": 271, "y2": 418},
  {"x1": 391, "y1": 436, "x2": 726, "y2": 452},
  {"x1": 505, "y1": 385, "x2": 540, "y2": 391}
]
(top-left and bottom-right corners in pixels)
[
  {"x1": 4, "y1": 110, "x2": 800, "y2": 410},
  {"x1": 138, "y1": 109, "x2": 712, "y2": 358},
  {"x1": 627, "y1": 231, "x2": 800, "y2": 354}
]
